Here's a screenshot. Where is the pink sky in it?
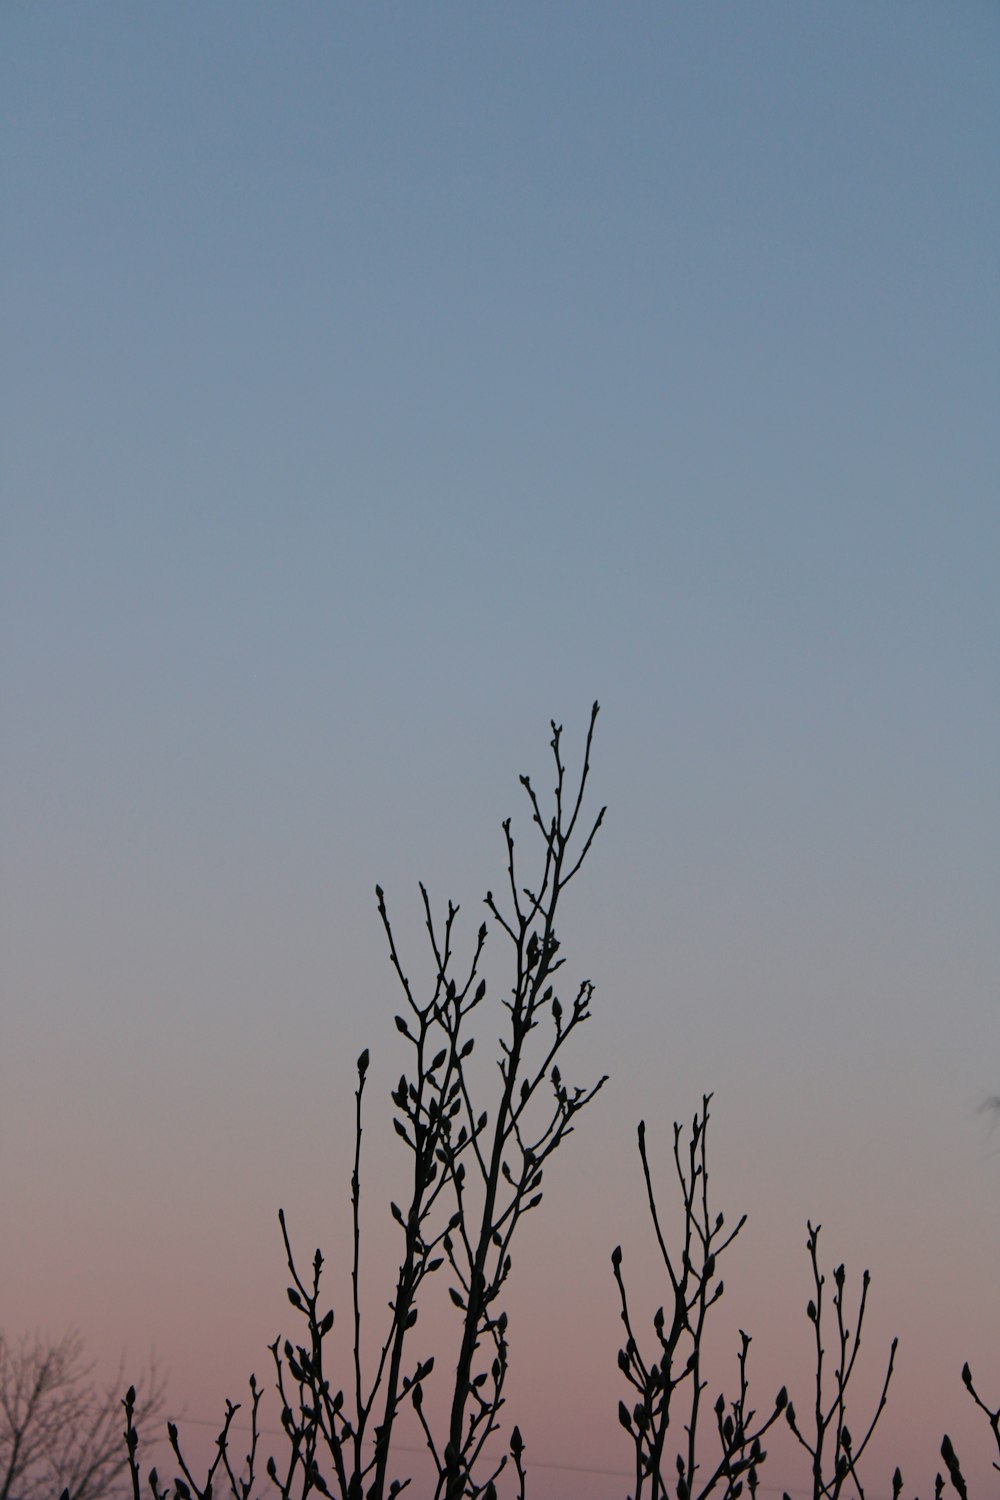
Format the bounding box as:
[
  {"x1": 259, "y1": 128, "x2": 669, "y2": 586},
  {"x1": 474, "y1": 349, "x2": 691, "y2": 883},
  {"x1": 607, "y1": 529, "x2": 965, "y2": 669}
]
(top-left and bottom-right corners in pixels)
[{"x1": 3, "y1": 5, "x2": 998, "y2": 1497}]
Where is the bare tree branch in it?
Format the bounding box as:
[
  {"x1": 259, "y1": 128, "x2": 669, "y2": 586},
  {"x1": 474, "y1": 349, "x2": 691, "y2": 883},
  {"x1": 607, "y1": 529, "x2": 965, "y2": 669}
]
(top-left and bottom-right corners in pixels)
[{"x1": 0, "y1": 1329, "x2": 162, "y2": 1500}]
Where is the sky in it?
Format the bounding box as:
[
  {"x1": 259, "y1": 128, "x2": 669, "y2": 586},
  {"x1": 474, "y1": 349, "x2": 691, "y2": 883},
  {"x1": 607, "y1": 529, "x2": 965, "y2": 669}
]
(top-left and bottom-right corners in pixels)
[{"x1": 1, "y1": 4, "x2": 998, "y2": 1496}]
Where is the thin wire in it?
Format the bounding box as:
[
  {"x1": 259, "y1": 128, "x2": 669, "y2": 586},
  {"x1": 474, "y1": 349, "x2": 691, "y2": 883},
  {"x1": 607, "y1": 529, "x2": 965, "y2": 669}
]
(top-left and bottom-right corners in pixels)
[{"x1": 159, "y1": 1413, "x2": 831, "y2": 1495}]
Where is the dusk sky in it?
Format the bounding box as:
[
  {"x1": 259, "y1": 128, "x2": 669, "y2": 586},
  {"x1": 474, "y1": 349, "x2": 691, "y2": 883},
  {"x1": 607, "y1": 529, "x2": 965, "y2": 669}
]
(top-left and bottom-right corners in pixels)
[{"x1": 2, "y1": 6, "x2": 998, "y2": 1496}]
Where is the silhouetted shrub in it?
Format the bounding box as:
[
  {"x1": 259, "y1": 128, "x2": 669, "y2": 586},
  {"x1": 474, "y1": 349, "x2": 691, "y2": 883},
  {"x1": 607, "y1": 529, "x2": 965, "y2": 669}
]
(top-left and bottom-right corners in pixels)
[{"x1": 120, "y1": 709, "x2": 999, "y2": 1500}]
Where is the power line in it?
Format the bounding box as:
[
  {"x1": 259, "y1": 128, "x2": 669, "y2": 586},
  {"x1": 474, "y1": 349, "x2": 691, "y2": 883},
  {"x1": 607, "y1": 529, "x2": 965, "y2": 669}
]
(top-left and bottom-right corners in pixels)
[{"x1": 156, "y1": 1413, "x2": 836, "y2": 1495}]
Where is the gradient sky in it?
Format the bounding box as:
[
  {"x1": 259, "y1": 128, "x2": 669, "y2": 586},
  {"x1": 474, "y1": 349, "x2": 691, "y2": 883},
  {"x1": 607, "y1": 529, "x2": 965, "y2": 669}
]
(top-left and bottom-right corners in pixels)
[{"x1": 2, "y1": 6, "x2": 998, "y2": 1496}]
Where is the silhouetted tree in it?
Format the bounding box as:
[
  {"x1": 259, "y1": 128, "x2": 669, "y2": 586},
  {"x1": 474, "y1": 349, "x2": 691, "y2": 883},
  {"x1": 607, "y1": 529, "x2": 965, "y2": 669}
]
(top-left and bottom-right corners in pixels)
[
  {"x1": 125, "y1": 706, "x2": 606, "y2": 1500},
  {"x1": 0, "y1": 1329, "x2": 161, "y2": 1500},
  {"x1": 612, "y1": 1097, "x2": 787, "y2": 1500},
  {"x1": 783, "y1": 1224, "x2": 897, "y2": 1500},
  {"x1": 120, "y1": 707, "x2": 999, "y2": 1500},
  {"x1": 612, "y1": 1102, "x2": 999, "y2": 1500}
]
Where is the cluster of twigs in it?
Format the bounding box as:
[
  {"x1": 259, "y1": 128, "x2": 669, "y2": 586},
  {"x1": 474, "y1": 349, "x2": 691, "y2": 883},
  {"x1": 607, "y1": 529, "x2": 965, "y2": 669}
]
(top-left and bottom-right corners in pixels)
[
  {"x1": 611, "y1": 1105, "x2": 1000, "y2": 1500},
  {"x1": 113, "y1": 707, "x2": 998, "y2": 1500},
  {"x1": 123, "y1": 705, "x2": 606, "y2": 1500},
  {"x1": 612, "y1": 1098, "x2": 787, "y2": 1500}
]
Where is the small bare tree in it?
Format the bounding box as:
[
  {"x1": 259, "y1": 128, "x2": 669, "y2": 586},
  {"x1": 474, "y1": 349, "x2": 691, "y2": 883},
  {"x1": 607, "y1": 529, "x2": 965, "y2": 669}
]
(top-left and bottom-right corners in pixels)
[
  {"x1": 612, "y1": 1096, "x2": 787, "y2": 1500},
  {"x1": 115, "y1": 703, "x2": 999, "y2": 1500},
  {"x1": 125, "y1": 704, "x2": 606, "y2": 1500},
  {"x1": 783, "y1": 1225, "x2": 897, "y2": 1500},
  {"x1": 0, "y1": 1329, "x2": 161, "y2": 1500},
  {"x1": 612, "y1": 1103, "x2": 999, "y2": 1500}
]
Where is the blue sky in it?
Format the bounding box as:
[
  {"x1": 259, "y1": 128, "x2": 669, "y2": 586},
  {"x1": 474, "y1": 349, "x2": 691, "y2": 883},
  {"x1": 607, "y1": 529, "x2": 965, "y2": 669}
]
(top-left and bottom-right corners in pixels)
[{"x1": 2, "y1": 5, "x2": 999, "y2": 1494}]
